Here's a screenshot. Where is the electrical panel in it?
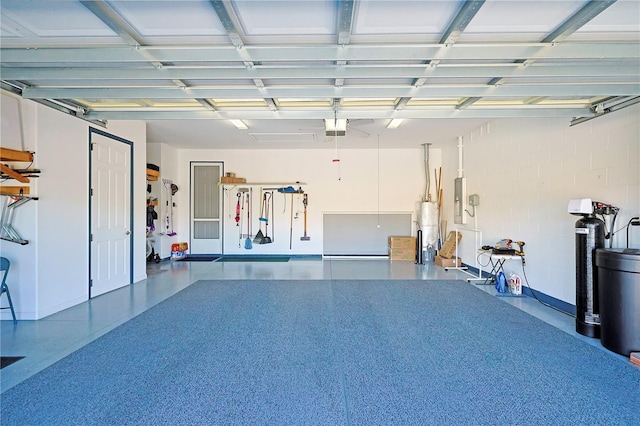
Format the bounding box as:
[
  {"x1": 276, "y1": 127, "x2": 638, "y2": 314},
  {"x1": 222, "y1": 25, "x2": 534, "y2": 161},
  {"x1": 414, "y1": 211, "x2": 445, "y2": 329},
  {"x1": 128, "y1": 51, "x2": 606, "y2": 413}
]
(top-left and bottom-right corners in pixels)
[{"x1": 454, "y1": 177, "x2": 467, "y2": 225}]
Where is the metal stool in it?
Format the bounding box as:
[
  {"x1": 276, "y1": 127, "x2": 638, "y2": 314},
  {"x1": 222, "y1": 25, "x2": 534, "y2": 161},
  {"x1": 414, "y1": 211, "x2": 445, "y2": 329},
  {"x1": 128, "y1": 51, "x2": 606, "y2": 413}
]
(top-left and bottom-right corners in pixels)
[{"x1": 1, "y1": 257, "x2": 17, "y2": 324}]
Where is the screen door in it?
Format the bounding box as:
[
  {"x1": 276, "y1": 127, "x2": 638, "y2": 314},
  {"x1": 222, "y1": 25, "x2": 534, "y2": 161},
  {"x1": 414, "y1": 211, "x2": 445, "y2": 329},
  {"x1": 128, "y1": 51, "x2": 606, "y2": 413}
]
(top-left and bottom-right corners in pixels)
[{"x1": 190, "y1": 162, "x2": 223, "y2": 254}]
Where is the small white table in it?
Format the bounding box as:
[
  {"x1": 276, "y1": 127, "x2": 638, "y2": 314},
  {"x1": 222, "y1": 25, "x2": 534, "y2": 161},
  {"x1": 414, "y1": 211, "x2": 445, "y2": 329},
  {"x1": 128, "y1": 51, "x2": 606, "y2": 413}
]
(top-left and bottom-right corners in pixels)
[{"x1": 477, "y1": 250, "x2": 525, "y2": 296}]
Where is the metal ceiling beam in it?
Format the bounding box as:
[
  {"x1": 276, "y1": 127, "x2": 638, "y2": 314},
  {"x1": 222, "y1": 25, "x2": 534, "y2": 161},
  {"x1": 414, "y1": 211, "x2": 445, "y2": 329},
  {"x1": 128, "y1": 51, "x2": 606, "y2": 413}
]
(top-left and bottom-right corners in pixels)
[
  {"x1": 486, "y1": 1, "x2": 619, "y2": 91},
  {"x1": 79, "y1": 1, "x2": 142, "y2": 47},
  {"x1": 543, "y1": 0, "x2": 618, "y2": 43},
  {"x1": 1, "y1": 81, "x2": 106, "y2": 127},
  {"x1": 22, "y1": 83, "x2": 639, "y2": 100},
  {"x1": 3, "y1": 42, "x2": 637, "y2": 63},
  {"x1": 402, "y1": 0, "x2": 486, "y2": 105},
  {"x1": 394, "y1": 98, "x2": 411, "y2": 110},
  {"x1": 440, "y1": 0, "x2": 486, "y2": 46},
  {"x1": 80, "y1": 106, "x2": 591, "y2": 121},
  {"x1": 196, "y1": 99, "x2": 216, "y2": 111},
  {"x1": 456, "y1": 97, "x2": 482, "y2": 110},
  {"x1": 208, "y1": 0, "x2": 273, "y2": 109},
  {"x1": 5, "y1": 63, "x2": 638, "y2": 81},
  {"x1": 208, "y1": 0, "x2": 244, "y2": 49},
  {"x1": 571, "y1": 96, "x2": 640, "y2": 126},
  {"x1": 337, "y1": 0, "x2": 355, "y2": 46},
  {"x1": 264, "y1": 98, "x2": 278, "y2": 111},
  {"x1": 79, "y1": 0, "x2": 190, "y2": 92},
  {"x1": 335, "y1": 0, "x2": 356, "y2": 87}
]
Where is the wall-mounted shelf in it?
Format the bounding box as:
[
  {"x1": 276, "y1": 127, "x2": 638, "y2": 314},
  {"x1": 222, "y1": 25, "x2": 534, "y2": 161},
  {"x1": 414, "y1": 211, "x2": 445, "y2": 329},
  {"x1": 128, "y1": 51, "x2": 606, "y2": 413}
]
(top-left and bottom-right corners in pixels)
[
  {"x1": 220, "y1": 182, "x2": 306, "y2": 187},
  {"x1": 0, "y1": 148, "x2": 37, "y2": 183},
  {"x1": 0, "y1": 148, "x2": 33, "y2": 162},
  {"x1": 0, "y1": 186, "x2": 30, "y2": 196}
]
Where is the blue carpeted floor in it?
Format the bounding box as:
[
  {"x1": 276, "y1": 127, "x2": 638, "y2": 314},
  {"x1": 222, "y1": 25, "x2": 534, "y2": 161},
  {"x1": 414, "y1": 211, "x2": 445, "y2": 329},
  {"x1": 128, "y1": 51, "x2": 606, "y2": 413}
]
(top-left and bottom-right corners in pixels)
[{"x1": 2, "y1": 280, "x2": 639, "y2": 425}]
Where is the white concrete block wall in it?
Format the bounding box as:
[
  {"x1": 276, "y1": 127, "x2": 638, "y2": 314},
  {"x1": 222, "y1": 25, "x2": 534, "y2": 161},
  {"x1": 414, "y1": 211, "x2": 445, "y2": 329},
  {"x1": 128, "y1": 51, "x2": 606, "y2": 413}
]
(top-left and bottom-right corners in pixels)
[
  {"x1": 441, "y1": 104, "x2": 640, "y2": 305},
  {"x1": 175, "y1": 147, "x2": 438, "y2": 256}
]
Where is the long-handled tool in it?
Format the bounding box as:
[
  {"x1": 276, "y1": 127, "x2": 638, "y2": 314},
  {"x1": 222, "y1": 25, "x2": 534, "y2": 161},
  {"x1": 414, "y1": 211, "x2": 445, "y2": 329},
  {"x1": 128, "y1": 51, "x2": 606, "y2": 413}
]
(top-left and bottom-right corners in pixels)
[
  {"x1": 254, "y1": 190, "x2": 266, "y2": 244},
  {"x1": 300, "y1": 193, "x2": 310, "y2": 241},
  {"x1": 163, "y1": 180, "x2": 178, "y2": 236},
  {"x1": 235, "y1": 192, "x2": 241, "y2": 226},
  {"x1": 261, "y1": 191, "x2": 273, "y2": 244},
  {"x1": 254, "y1": 189, "x2": 265, "y2": 244},
  {"x1": 238, "y1": 192, "x2": 243, "y2": 248},
  {"x1": 245, "y1": 192, "x2": 252, "y2": 249},
  {"x1": 289, "y1": 193, "x2": 294, "y2": 249}
]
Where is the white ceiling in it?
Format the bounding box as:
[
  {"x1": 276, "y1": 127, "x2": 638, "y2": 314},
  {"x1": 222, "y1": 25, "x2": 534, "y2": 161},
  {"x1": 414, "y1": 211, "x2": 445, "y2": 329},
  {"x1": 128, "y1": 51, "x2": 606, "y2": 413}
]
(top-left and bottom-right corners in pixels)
[{"x1": 1, "y1": 0, "x2": 638, "y2": 149}]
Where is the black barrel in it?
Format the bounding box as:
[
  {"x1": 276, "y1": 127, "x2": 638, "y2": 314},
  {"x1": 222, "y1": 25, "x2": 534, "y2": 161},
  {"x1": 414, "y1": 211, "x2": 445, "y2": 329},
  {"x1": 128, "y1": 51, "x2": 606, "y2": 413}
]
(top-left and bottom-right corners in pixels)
[
  {"x1": 595, "y1": 248, "x2": 640, "y2": 356},
  {"x1": 415, "y1": 230, "x2": 424, "y2": 265},
  {"x1": 575, "y1": 217, "x2": 605, "y2": 338}
]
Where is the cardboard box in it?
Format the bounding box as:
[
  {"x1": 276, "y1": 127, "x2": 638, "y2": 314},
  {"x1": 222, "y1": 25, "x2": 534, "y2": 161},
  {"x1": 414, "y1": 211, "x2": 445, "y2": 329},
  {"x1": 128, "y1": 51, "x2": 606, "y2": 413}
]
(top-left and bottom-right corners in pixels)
[
  {"x1": 388, "y1": 236, "x2": 416, "y2": 250},
  {"x1": 435, "y1": 255, "x2": 461, "y2": 268},
  {"x1": 220, "y1": 176, "x2": 247, "y2": 183},
  {"x1": 390, "y1": 248, "x2": 416, "y2": 261},
  {"x1": 439, "y1": 231, "x2": 462, "y2": 259}
]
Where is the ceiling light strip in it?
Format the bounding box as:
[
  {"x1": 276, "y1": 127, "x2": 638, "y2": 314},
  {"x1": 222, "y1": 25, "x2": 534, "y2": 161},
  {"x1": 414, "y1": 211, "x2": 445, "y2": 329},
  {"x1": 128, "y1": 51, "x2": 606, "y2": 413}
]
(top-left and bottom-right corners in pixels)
[
  {"x1": 387, "y1": 119, "x2": 404, "y2": 129},
  {"x1": 229, "y1": 119, "x2": 248, "y2": 129}
]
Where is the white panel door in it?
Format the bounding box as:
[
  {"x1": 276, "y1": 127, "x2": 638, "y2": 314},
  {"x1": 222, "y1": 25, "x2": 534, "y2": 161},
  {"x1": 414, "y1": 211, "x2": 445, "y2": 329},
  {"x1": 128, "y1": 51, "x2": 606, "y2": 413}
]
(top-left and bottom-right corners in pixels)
[
  {"x1": 190, "y1": 162, "x2": 223, "y2": 254},
  {"x1": 90, "y1": 131, "x2": 131, "y2": 297}
]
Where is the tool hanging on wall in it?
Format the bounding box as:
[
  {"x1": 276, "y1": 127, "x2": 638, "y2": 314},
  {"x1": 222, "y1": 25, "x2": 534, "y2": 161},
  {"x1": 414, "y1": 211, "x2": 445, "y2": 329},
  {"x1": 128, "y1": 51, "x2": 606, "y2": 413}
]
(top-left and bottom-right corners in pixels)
[
  {"x1": 300, "y1": 193, "x2": 310, "y2": 241},
  {"x1": 238, "y1": 191, "x2": 244, "y2": 248},
  {"x1": 277, "y1": 186, "x2": 302, "y2": 249},
  {"x1": 254, "y1": 189, "x2": 266, "y2": 244},
  {"x1": 261, "y1": 191, "x2": 273, "y2": 244},
  {"x1": 289, "y1": 192, "x2": 294, "y2": 249},
  {"x1": 235, "y1": 192, "x2": 241, "y2": 226},
  {"x1": 225, "y1": 187, "x2": 232, "y2": 220},
  {"x1": 163, "y1": 179, "x2": 177, "y2": 237},
  {"x1": 245, "y1": 192, "x2": 252, "y2": 249}
]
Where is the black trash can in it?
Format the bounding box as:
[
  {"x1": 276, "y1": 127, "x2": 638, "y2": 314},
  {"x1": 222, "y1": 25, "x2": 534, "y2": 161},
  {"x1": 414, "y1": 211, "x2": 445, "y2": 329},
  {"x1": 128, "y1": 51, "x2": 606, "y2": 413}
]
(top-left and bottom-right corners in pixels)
[{"x1": 595, "y1": 248, "x2": 640, "y2": 356}]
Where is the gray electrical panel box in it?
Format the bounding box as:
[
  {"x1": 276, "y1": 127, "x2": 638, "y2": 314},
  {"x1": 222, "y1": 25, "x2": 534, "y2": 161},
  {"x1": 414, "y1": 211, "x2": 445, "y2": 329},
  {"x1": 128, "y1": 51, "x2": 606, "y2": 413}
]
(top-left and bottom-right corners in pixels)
[{"x1": 454, "y1": 177, "x2": 467, "y2": 225}]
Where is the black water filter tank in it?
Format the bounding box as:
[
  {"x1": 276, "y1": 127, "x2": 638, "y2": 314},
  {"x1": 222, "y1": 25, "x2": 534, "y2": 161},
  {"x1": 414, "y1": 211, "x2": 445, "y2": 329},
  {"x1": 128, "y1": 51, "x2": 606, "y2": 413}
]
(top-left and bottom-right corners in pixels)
[
  {"x1": 596, "y1": 248, "x2": 640, "y2": 356},
  {"x1": 575, "y1": 216, "x2": 605, "y2": 338}
]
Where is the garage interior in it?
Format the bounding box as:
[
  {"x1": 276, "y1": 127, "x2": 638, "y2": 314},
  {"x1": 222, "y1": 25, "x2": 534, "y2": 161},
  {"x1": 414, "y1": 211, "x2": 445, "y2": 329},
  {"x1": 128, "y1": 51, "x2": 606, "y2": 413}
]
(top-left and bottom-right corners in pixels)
[{"x1": 1, "y1": 0, "x2": 639, "y2": 423}]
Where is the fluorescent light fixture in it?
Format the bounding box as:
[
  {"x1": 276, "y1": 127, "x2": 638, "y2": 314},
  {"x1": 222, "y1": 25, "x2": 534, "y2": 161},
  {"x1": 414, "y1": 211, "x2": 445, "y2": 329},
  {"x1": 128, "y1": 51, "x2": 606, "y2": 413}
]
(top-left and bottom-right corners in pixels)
[
  {"x1": 229, "y1": 119, "x2": 248, "y2": 129},
  {"x1": 325, "y1": 118, "x2": 347, "y2": 136},
  {"x1": 387, "y1": 118, "x2": 404, "y2": 129}
]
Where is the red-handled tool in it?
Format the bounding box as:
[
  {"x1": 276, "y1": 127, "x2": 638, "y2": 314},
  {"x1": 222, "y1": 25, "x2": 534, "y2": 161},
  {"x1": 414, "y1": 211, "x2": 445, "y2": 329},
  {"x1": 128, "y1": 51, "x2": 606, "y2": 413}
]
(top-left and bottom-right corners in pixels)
[{"x1": 235, "y1": 193, "x2": 241, "y2": 226}]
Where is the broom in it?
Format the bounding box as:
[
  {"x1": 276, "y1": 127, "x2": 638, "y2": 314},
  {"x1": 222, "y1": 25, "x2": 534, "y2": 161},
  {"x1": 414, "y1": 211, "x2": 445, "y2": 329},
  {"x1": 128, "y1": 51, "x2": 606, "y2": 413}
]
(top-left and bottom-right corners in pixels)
[{"x1": 254, "y1": 190, "x2": 266, "y2": 244}]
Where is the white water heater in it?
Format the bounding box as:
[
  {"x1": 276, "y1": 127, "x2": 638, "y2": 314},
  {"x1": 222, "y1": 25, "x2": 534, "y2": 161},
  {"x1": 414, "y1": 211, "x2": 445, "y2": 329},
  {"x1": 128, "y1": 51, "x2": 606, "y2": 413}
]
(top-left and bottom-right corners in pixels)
[{"x1": 419, "y1": 201, "x2": 439, "y2": 247}]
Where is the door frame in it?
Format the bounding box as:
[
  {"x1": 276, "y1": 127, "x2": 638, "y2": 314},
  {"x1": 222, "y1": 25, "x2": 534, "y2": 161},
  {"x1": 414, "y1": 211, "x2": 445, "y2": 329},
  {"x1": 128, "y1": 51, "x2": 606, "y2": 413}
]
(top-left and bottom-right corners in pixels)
[
  {"x1": 88, "y1": 127, "x2": 134, "y2": 298},
  {"x1": 189, "y1": 161, "x2": 224, "y2": 255}
]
